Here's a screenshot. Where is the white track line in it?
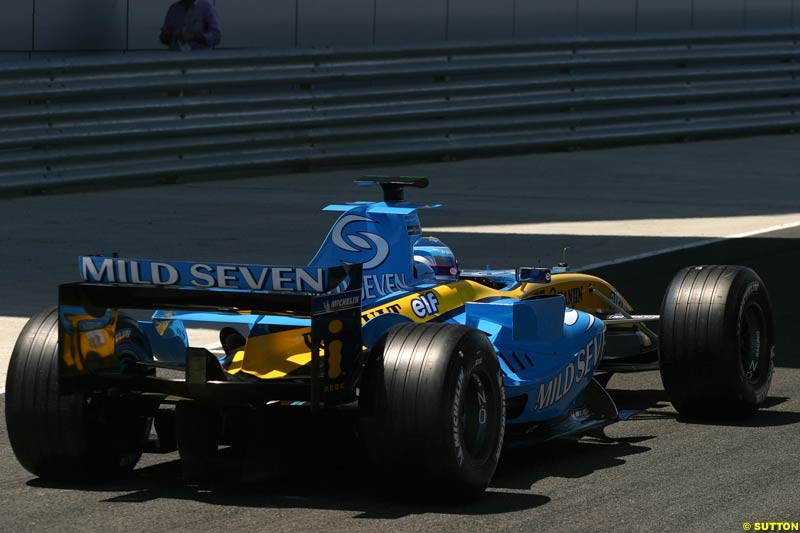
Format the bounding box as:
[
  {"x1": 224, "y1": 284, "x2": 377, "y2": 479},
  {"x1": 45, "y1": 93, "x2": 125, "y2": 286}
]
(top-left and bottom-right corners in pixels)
[
  {"x1": 0, "y1": 387, "x2": 5, "y2": 395},
  {"x1": 428, "y1": 213, "x2": 800, "y2": 238},
  {"x1": 575, "y1": 220, "x2": 800, "y2": 272}
]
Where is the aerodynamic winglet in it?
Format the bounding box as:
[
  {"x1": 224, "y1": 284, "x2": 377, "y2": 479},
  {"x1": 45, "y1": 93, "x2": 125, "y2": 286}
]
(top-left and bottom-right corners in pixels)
[{"x1": 355, "y1": 176, "x2": 429, "y2": 202}]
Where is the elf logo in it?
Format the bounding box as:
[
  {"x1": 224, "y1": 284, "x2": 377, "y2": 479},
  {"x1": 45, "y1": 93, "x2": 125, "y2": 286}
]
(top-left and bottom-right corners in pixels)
[{"x1": 411, "y1": 292, "x2": 440, "y2": 318}]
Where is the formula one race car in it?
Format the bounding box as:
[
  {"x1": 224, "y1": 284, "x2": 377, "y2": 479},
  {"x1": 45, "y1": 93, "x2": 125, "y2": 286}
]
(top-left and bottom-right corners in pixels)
[{"x1": 5, "y1": 177, "x2": 775, "y2": 500}]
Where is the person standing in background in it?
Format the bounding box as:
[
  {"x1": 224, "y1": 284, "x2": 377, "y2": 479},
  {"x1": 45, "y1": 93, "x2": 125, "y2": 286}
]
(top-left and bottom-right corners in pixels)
[{"x1": 160, "y1": 0, "x2": 221, "y2": 51}]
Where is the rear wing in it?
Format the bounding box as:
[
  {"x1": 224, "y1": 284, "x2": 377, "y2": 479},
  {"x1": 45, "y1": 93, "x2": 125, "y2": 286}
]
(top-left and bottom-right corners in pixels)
[
  {"x1": 59, "y1": 263, "x2": 363, "y2": 408},
  {"x1": 78, "y1": 256, "x2": 343, "y2": 293}
]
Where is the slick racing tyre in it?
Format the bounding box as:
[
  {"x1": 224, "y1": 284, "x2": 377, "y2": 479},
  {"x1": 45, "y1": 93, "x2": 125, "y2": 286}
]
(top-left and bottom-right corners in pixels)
[
  {"x1": 659, "y1": 266, "x2": 774, "y2": 419},
  {"x1": 362, "y1": 323, "x2": 505, "y2": 501},
  {"x1": 5, "y1": 308, "x2": 151, "y2": 480}
]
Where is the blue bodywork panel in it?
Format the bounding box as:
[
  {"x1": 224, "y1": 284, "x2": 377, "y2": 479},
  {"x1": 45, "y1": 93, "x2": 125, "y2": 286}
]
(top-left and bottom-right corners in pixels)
[{"x1": 465, "y1": 297, "x2": 605, "y2": 422}]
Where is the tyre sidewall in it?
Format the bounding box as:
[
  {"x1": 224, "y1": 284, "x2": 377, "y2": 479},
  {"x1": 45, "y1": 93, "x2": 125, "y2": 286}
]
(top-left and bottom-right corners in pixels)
[
  {"x1": 724, "y1": 272, "x2": 774, "y2": 409},
  {"x1": 426, "y1": 329, "x2": 505, "y2": 493}
]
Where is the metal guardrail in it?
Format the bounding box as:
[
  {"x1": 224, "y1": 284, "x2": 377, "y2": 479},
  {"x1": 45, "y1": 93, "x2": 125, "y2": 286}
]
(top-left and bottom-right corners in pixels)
[{"x1": 0, "y1": 29, "x2": 798, "y2": 194}]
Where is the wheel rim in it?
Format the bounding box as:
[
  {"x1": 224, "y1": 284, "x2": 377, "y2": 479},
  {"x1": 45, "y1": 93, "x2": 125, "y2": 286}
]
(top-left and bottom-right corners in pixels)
[
  {"x1": 740, "y1": 303, "x2": 768, "y2": 385},
  {"x1": 460, "y1": 370, "x2": 496, "y2": 461}
]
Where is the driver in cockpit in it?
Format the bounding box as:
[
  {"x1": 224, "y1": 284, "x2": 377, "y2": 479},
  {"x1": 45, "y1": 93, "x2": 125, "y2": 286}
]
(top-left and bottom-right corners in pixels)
[{"x1": 413, "y1": 236, "x2": 460, "y2": 283}]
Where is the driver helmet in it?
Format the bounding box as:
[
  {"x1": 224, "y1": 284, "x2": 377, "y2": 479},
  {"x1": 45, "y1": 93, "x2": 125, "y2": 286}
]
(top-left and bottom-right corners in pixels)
[{"x1": 413, "y1": 236, "x2": 459, "y2": 281}]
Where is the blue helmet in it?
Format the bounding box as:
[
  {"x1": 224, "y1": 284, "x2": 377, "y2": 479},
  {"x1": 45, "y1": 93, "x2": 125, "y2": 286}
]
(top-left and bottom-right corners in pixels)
[{"x1": 413, "y1": 236, "x2": 459, "y2": 281}]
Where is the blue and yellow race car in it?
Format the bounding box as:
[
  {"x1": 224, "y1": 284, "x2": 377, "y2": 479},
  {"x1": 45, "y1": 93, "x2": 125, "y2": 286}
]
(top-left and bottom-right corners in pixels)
[{"x1": 5, "y1": 177, "x2": 775, "y2": 500}]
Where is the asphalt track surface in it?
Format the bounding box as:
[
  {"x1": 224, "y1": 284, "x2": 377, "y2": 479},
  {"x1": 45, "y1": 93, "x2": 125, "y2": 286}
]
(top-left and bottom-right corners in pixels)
[{"x1": 1, "y1": 135, "x2": 799, "y2": 532}]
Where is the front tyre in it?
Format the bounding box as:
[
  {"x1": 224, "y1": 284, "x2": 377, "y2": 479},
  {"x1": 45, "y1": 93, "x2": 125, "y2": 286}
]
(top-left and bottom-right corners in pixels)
[
  {"x1": 363, "y1": 323, "x2": 505, "y2": 501},
  {"x1": 659, "y1": 265, "x2": 774, "y2": 419}
]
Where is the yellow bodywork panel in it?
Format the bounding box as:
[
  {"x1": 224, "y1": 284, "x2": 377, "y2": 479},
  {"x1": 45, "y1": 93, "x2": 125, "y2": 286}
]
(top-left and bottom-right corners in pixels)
[
  {"x1": 523, "y1": 273, "x2": 633, "y2": 314},
  {"x1": 60, "y1": 310, "x2": 118, "y2": 376},
  {"x1": 227, "y1": 326, "x2": 313, "y2": 379}
]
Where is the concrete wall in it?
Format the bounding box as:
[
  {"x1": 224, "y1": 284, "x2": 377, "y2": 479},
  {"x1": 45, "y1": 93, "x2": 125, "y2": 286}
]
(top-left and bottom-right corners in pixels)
[{"x1": 0, "y1": 0, "x2": 797, "y2": 53}]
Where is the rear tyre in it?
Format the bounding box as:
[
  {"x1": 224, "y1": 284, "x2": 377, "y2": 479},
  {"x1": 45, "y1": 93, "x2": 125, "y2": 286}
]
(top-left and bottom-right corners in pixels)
[
  {"x1": 362, "y1": 323, "x2": 505, "y2": 501},
  {"x1": 659, "y1": 265, "x2": 774, "y2": 419},
  {"x1": 5, "y1": 308, "x2": 150, "y2": 480}
]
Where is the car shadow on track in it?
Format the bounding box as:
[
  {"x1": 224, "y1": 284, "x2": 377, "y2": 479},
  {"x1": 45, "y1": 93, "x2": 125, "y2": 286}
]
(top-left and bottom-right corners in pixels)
[
  {"x1": 14, "y1": 388, "x2": 658, "y2": 515},
  {"x1": 607, "y1": 385, "x2": 798, "y2": 427},
  {"x1": 25, "y1": 422, "x2": 656, "y2": 517},
  {"x1": 675, "y1": 398, "x2": 800, "y2": 429},
  {"x1": 21, "y1": 386, "x2": 667, "y2": 517},
  {"x1": 27, "y1": 447, "x2": 552, "y2": 519},
  {"x1": 492, "y1": 435, "x2": 654, "y2": 491},
  {"x1": 22, "y1": 389, "x2": 796, "y2": 516}
]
